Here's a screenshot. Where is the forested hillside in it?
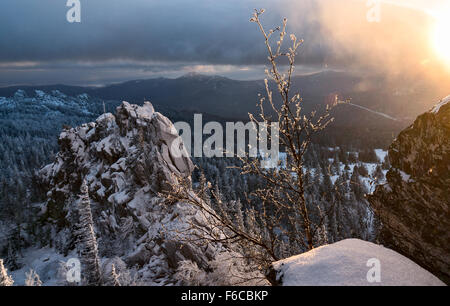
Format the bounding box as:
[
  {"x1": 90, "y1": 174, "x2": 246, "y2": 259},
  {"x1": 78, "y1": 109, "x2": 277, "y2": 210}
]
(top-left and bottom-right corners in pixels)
[{"x1": 0, "y1": 90, "x2": 390, "y2": 273}]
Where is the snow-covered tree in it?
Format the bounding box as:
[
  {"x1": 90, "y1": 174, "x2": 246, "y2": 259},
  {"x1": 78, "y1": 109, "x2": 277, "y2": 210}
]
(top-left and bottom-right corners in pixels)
[
  {"x1": 373, "y1": 165, "x2": 385, "y2": 183},
  {"x1": 0, "y1": 259, "x2": 14, "y2": 286},
  {"x1": 25, "y1": 269, "x2": 42, "y2": 286},
  {"x1": 175, "y1": 251, "x2": 268, "y2": 286},
  {"x1": 174, "y1": 260, "x2": 206, "y2": 286},
  {"x1": 109, "y1": 265, "x2": 121, "y2": 286},
  {"x1": 56, "y1": 261, "x2": 70, "y2": 286},
  {"x1": 77, "y1": 180, "x2": 102, "y2": 286},
  {"x1": 101, "y1": 257, "x2": 136, "y2": 286},
  {"x1": 350, "y1": 167, "x2": 366, "y2": 200}
]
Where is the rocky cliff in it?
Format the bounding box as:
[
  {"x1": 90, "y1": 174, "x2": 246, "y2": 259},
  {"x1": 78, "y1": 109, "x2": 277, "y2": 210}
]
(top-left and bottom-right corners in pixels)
[
  {"x1": 368, "y1": 96, "x2": 450, "y2": 284},
  {"x1": 38, "y1": 101, "x2": 217, "y2": 285}
]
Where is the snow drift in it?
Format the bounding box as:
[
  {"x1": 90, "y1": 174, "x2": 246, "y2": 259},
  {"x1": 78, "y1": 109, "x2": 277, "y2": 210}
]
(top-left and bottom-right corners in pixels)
[{"x1": 271, "y1": 239, "x2": 445, "y2": 286}]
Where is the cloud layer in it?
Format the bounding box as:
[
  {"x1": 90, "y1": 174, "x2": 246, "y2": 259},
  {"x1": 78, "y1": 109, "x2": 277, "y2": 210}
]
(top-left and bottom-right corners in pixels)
[{"x1": 0, "y1": 0, "x2": 449, "y2": 87}]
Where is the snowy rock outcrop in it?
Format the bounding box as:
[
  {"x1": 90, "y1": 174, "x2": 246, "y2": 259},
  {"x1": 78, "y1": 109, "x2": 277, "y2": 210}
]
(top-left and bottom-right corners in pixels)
[
  {"x1": 38, "y1": 101, "x2": 216, "y2": 284},
  {"x1": 368, "y1": 96, "x2": 450, "y2": 284},
  {"x1": 270, "y1": 239, "x2": 445, "y2": 286}
]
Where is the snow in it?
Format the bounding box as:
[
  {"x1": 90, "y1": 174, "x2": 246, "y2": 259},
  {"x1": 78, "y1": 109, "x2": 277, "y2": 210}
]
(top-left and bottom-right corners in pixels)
[
  {"x1": 261, "y1": 151, "x2": 287, "y2": 169},
  {"x1": 374, "y1": 149, "x2": 388, "y2": 162},
  {"x1": 398, "y1": 170, "x2": 411, "y2": 182},
  {"x1": 330, "y1": 174, "x2": 339, "y2": 185},
  {"x1": 272, "y1": 239, "x2": 445, "y2": 286},
  {"x1": 1, "y1": 89, "x2": 93, "y2": 116},
  {"x1": 14, "y1": 89, "x2": 27, "y2": 99},
  {"x1": 77, "y1": 93, "x2": 89, "y2": 100},
  {"x1": 96, "y1": 112, "x2": 115, "y2": 124},
  {"x1": 431, "y1": 95, "x2": 450, "y2": 114},
  {"x1": 344, "y1": 102, "x2": 398, "y2": 121},
  {"x1": 35, "y1": 90, "x2": 46, "y2": 98},
  {"x1": 135, "y1": 101, "x2": 155, "y2": 119},
  {"x1": 10, "y1": 247, "x2": 75, "y2": 286},
  {"x1": 305, "y1": 148, "x2": 388, "y2": 192},
  {"x1": 324, "y1": 150, "x2": 388, "y2": 192}
]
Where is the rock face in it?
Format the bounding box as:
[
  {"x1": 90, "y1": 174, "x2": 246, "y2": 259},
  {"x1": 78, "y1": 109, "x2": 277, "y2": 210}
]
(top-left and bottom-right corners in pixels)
[
  {"x1": 368, "y1": 96, "x2": 450, "y2": 284},
  {"x1": 38, "y1": 101, "x2": 216, "y2": 284}
]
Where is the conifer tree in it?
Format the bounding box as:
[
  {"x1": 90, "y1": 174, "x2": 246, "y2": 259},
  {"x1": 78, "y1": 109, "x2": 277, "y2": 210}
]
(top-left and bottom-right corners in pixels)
[
  {"x1": 110, "y1": 264, "x2": 121, "y2": 286},
  {"x1": 0, "y1": 259, "x2": 14, "y2": 286},
  {"x1": 77, "y1": 180, "x2": 102, "y2": 286},
  {"x1": 350, "y1": 168, "x2": 364, "y2": 199},
  {"x1": 25, "y1": 269, "x2": 42, "y2": 286},
  {"x1": 374, "y1": 165, "x2": 385, "y2": 182}
]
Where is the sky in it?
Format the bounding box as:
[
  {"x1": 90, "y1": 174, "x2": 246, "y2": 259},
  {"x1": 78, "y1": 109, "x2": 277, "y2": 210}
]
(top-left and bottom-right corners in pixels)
[{"x1": 0, "y1": 0, "x2": 449, "y2": 87}]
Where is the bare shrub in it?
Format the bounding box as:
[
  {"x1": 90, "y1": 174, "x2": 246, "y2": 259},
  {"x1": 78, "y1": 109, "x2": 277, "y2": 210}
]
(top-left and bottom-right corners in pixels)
[{"x1": 164, "y1": 9, "x2": 345, "y2": 284}]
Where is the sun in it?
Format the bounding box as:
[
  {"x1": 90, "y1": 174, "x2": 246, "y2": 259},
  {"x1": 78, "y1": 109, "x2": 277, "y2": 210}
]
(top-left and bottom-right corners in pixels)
[{"x1": 431, "y1": 9, "x2": 450, "y2": 65}]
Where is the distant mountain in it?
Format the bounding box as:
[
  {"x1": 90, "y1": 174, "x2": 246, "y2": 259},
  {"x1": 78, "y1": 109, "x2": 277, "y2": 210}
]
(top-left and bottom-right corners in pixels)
[
  {"x1": 3, "y1": 71, "x2": 441, "y2": 148},
  {"x1": 0, "y1": 71, "x2": 440, "y2": 120}
]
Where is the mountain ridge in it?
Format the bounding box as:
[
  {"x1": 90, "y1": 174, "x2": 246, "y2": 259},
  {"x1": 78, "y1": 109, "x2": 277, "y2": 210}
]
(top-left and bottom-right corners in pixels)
[{"x1": 0, "y1": 71, "x2": 440, "y2": 120}]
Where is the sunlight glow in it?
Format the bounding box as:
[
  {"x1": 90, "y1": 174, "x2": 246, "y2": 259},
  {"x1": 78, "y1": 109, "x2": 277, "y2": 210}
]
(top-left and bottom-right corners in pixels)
[{"x1": 431, "y1": 6, "x2": 450, "y2": 66}]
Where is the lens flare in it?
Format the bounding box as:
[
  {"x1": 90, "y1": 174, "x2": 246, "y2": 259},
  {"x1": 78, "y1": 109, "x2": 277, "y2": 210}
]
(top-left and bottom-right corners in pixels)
[{"x1": 431, "y1": 8, "x2": 450, "y2": 66}]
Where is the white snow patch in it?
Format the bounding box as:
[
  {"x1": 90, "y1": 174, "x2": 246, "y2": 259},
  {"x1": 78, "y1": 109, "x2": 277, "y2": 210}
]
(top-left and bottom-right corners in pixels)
[
  {"x1": 330, "y1": 175, "x2": 339, "y2": 185},
  {"x1": 135, "y1": 102, "x2": 155, "y2": 120},
  {"x1": 374, "y1": 149, "x2": 388, "y2": 162},
  {"x1": 96, "y1": 112, "x2": 115, "y2": 123},
  {"x1": 344, "y1": 102, "x2": 398, "y2": 121},
  {"x1": 273, "y1": 239, "x2": 445, "y2": 286},
  {"x1": 398, "y1": 170, "x2": 411, "y2": 182},
  {"x1": 34, "y1": 90, "x2": 46, "y2": 98},
  {"x1": 10, "y1": 247, "x2": 75, "y2": 286},
  {"x1": 431, "y1": 95, "x2": 450, "y2": 114}
]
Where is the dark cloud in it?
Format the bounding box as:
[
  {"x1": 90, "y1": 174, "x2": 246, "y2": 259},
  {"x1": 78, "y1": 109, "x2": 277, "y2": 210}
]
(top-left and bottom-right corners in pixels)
[
  {"x1": 0, "y1": 0, "x2": 449, "y2": 87},
  {"x1": 0, "y1": 0, "x2": 326, "y2": 85},
  {"x1": 0, "y1": 0, "x2": 322, "y2": 64}
]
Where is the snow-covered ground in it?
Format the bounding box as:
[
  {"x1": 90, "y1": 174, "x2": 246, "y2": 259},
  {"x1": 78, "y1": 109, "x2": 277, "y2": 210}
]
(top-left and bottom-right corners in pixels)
[
  {"x1": 272, "y1": 239, "x2": 445, "y2": 286},
  {"x1": 10, "y1": 247, "x2": 74, "y2": 286},
  {"x1": 265, "y1": 148, "x2": 388, "y2": 193},
  {"x1": 329, "y1": 149, "x2": 388, "y2": 193}
]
